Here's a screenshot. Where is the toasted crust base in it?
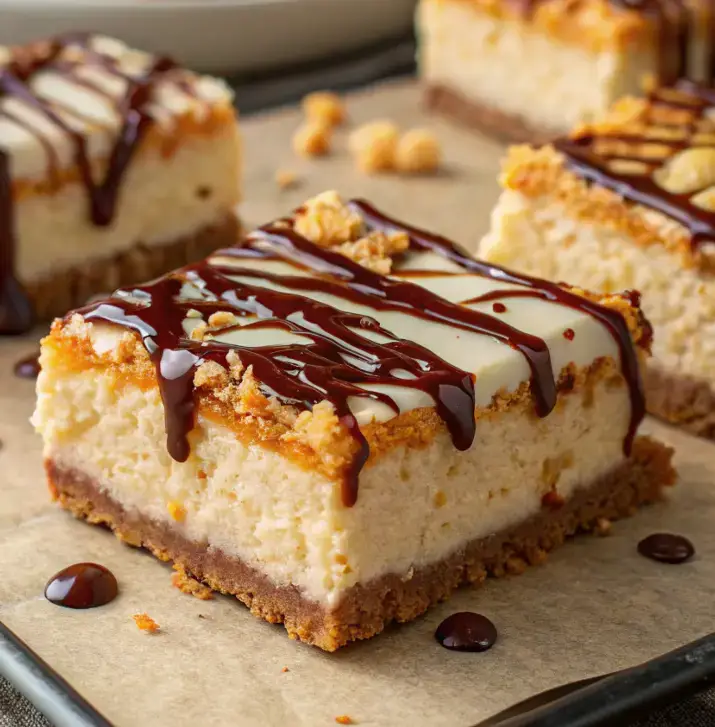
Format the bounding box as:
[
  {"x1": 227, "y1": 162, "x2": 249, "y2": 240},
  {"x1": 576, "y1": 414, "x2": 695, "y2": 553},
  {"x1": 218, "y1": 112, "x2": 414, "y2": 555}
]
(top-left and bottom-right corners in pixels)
[
  {"x1": 645, "y1": 367, "x2": 715, "y2": 440},
  {"x1": 46, "y1": 436, "x2": 675, "y2": 651},
  {"x1": 26, "y1": 213, "x2": 240, "y2": 321},
  {"x1": 424, "y1": 84, "x2": 558, "y2": 143}
]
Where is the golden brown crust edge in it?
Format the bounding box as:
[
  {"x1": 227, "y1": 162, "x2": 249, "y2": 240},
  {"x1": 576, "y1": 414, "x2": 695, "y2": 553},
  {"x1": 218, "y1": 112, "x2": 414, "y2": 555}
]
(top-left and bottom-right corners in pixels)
[{"x1": 47, "y1": 435, "x2": 675, "y2": 651}]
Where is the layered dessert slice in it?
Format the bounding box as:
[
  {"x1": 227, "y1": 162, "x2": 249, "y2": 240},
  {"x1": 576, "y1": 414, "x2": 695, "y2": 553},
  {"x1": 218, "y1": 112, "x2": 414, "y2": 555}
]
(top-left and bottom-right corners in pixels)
[
  {"x1": 481, "y1": 81, "x2": 715, "y2": 438},
  {"x1": 0, "y1": 33, "x2": 241, "y2": 332},
  {"x1": 33, "y1": 192, "x2": 675, "y2": 651},
  {"x1": 418, "y1": 0, "x2": 715, "y2": 141}
]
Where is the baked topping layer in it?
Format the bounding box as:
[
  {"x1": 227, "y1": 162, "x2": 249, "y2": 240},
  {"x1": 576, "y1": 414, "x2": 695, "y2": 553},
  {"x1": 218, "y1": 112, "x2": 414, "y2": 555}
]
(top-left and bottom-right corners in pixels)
[
  {"x1": 555, "y1": 81, "x2": 715, "y2": 253},
  {"x1": 437, "y1": 0, "x2": 712, "y2": 71},
  {"x1": 53, "y1": 192, "x2": 649, "y2": 506}
]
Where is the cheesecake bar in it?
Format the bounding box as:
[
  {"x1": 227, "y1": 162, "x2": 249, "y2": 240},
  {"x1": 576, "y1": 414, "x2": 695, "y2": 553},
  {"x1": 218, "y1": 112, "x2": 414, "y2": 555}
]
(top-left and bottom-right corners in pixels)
[
  {"x1": 0, "y1": 33, "x2": 240, "y2": 332},
  {"x1": 33, "y1": 192, "x2": 675, "y2": 650},
  {"x1": 481, "y1": 81, "x2": 715, "y2": 437},
  {"x1": 418, "y1": 0, "x2": 715, "y2": 141}
]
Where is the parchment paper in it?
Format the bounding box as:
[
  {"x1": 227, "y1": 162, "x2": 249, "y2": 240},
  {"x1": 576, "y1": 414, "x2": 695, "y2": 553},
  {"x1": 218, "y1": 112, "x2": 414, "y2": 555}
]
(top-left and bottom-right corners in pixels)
[{"x1": 2, "y1": 81, "x2": 715, "y2": 727}]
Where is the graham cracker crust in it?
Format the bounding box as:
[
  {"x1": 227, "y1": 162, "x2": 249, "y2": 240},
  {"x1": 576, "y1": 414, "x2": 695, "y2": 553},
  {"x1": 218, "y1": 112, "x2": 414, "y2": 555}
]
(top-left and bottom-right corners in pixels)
[
  {"x1": 424, "y1": 84, "x2": 558, "y2": 144},
  {"x1": 645, "y1": 366, "x2": 715, "y2": 440},
  {"x1": 46, "y1": 437, "x2": 674, "y2": 651},
  {"x1": 26, "y1": 212, "x2": 240, "y2": 321}
]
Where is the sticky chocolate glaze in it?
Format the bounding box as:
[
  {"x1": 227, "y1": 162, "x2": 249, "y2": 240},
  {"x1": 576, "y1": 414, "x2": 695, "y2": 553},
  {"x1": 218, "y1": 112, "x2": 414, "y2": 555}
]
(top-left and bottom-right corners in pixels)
[
  {"x1": 555, "y1": 81, "x2": 715, "y2": 250},
  {"x1": 0, "y1": 34, "x2": 179, "y2": 333},
  {"x1": 74, "y1": 199, "x2": 645, "y2": 507}
]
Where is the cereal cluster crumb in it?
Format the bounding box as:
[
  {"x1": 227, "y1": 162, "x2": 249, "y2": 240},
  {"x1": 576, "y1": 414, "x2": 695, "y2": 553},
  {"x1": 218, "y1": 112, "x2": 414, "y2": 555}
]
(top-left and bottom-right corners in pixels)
[
  {"x1": 349, "y1": 120, "x2": 400, "y2": 173},
  {"x1": 172, "y1": 565, "x2": 214, "y2": 600},
  {"x1": 349, "y1": 121, "x2": 441, "y2": 175},
  {"x1": 133, "y1": 613, "x2": 160, "y2": 633},
  {"x1": 293, "y1": 191, "x2": 408, "y2": 274},
  {"x1": 302, "y1": 91, "x2": 346, "y2": 127},
  {"x1": 293, "y1": 121, "x2": 332, "y2": 158}
]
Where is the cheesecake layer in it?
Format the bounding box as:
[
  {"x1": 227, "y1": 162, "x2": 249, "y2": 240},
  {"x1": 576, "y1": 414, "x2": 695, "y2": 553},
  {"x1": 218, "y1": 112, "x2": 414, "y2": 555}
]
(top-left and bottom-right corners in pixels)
[
  {"x1": 48, "y1": 435, "x2": 673, "y2": 651},
  {"x1": 418, "y1": 0, "x2": 713, "y2": 138},
  {"x1": 0, "y1": 34, "x2": 241, "y2": 329},
  {"x1": 36, "y1": 356, "x2": 637, "y2": 608},
  {"x1": 27, "y1": 213, "x2": 239, "y2": 321},
  {"x1": 34, "y1": 193, "x2": 668, "y2": 648}
]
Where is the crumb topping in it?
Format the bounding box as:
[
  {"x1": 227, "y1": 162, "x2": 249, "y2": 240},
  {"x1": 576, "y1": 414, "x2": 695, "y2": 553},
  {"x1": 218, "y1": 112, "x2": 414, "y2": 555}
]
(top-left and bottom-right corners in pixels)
[{"x1": 133, "y1": 612, "x2": 160, "y2": 632}]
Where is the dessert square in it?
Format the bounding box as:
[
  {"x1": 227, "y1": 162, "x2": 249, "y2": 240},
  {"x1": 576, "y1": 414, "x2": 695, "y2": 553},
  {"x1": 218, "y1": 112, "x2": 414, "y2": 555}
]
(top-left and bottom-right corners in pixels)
[
  {"x1": 418, "y1": 0, "x2": 714, "y2": 141},
  {"x1": 481, "y1": 81, "x2": 715, "y2": 438},
  {"x1": 0, "y1": 33, "x2": 241, "y2": 332},
  {"x1": 33, "y1": 192, "x2": 675, "y2": 650}
]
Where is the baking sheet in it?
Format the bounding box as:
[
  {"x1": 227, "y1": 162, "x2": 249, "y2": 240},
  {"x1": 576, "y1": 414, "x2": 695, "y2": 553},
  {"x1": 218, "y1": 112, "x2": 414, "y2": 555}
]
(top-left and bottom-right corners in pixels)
[{"x1": 2, "y1": 81, "x2": 715, "y2": 727}]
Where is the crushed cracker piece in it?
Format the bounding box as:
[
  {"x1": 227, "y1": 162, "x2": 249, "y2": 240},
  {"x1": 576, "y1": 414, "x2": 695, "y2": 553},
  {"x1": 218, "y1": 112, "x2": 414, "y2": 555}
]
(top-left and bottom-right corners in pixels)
[
  {"x1": 395, "y1": 128, "x2": 441, "y2": 174},
  {"x1": 293, "y1": 121, "x2": 332, "y2": 158},
  {"x1": 133, "y1": 613, "x2": 160, "y2": 633},
  {"x1": 281, "y1": 666, "x2": 290, "y2": 673},
  {"x1": 172, "y1": 565, "x2": 214, "y2": 600},
  {"x1": 595, "y1": 517, "x2": 613, "y2": 537},
  {"x1": 335, "y1": 717, "x2": 354, "y2": 725},
  {"x1": 349, "y1": 120, "x2": 399, "y2": 174},
  {"x1": 302, "y1": 91, "x2": 345, "y2": 127}
]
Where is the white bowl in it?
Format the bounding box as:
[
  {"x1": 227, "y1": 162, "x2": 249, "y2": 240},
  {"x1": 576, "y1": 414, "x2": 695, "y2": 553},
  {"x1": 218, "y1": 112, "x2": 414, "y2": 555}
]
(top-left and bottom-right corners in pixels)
[{"x1": 0, "y1": 0, "x2": 417, "y2": 75}]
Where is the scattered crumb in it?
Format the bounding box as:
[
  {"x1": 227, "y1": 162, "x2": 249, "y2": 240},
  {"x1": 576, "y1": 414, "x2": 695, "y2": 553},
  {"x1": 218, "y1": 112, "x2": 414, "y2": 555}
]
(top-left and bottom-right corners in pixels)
[
  {"x1": 335, "y1": 717, "x2": 354, "y2": 725},
  {"x1": 293, "y1": 121, "x2": 332, "y2": 158},
  {"x1": 198, "y1": 614, "x2": 208, "y2": 619},
  {"x1": 281, "y1": 666, "x2": 290, "y2": 673},
  {"x1": 595, "y1": 517, "x2": 613, "y2": 537},
  {"x1": 275, "y1": 169, "x2": 300, "y2": 190},
  {"x1": 167, "y1": 501, "x2": 186, "y2": 523},
  {"x1": 349, "y1": 120, "x2": 399, "y2": 174},
  {"x1": 395, "y1": 128, "x2": 441, "y2": 174},
  {"x1": 302, "y1": 91, "x2": 346, "y2": 127},
  {"x1": 133, "y1": 613, "x2": 160, "y2": 633},
  {"x1": 172, "y1": 565, "x2": 214, "y2": 600}
]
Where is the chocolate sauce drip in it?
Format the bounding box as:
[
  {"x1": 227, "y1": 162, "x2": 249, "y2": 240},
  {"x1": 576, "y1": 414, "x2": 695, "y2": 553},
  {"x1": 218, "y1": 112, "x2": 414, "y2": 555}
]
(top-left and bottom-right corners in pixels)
[
  {"x1": 351, "y1": 199, "x2": 645, "y2": 456},
  {"x1": 638, "y1": 533, "x2": 695, "y2": 564},
  {"x1": 44, "y1": 562, "x2": 118, "y2": 608},
  {"x1": 76, "y1": 199, "x2": 645, "y2": 505},
  {"x1": 0, "y1": 35, "x2": 181, "y2": 334},
  {"x1": 14, "y1": 349, "x2": 40, "y2": 378},
  {"x1": 435, "y1": 612, "x2": 498, "y2": 652},
  {"x1": 556, "y1": 80, "x2": 715, "y2": 251}
]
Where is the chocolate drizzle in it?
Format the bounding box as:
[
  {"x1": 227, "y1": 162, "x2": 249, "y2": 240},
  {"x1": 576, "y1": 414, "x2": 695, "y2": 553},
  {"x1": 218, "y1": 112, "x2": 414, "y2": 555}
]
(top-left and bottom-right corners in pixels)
[
  {"x1": 556, "y1": 80, "x2": 715, "y2": 250},
  {"x1": 0, "y1": 35, "x2": 183, "y2": 333},
  {"x1": 73, "y1": 198, "x2": 646, "y2": 507}
]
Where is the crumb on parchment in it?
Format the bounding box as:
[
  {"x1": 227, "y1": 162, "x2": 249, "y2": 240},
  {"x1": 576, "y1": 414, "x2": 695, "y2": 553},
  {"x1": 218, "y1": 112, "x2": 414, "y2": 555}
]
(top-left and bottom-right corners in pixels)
[
  {"x1": 133, "y1": 613, "x2": 160, "y2": 633},
  {"x1": 275, "y1": 169, "x2": 300, "y2": 190},
  {"x1": 171, "y1": 565, "x2": 214, "y2": 600},
  {"x1": 302, "y1": 91, "x2": 346, "y2": 127},
  {"x1": 281, "y1": 666, "x2": 290, "y2": 673},
  {"x1": 293, "y1": 121, "x2": 332, "y2": 158},
  {"x1": 335, "y1": 717, "x2": 355, "y2": 725}
]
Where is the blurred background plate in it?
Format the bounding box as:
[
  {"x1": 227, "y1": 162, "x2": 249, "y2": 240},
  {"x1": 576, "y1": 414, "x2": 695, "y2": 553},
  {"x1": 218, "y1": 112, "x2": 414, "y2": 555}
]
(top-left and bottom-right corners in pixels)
[{"x1": 0, "y1": 0, "x2": 418, "y2": 75}]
